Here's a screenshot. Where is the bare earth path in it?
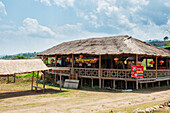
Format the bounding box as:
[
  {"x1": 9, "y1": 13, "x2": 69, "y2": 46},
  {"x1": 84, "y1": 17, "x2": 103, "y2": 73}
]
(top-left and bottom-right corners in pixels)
[{"x1": 0, "y1": 82, "x2": 170, "y2": 113}]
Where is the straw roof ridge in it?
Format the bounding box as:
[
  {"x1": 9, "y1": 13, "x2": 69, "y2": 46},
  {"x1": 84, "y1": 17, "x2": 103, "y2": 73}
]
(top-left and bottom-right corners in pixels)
[{"x1": 37, "y1": 35, "x2": 170, "y2": 57}]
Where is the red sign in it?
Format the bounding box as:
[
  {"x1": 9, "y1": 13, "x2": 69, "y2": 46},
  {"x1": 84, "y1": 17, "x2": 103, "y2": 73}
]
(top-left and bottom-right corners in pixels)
[{"x1": 131, "y1": 66, "x2": 144, "y2": 78}]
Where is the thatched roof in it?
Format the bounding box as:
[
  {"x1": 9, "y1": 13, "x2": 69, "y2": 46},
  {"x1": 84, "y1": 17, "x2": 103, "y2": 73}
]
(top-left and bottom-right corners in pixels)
[
  {"x1": 0, "y1": 59, "x2": 49, "y2": 76},
  {"x1": 38, "y1": 35, "x2": 170, "y2": 57}
]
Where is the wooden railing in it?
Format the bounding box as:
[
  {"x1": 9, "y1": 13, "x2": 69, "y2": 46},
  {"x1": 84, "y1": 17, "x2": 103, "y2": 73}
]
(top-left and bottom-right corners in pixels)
[
  {"x1": 55, "y1": 67, "x2": 170, "y2": 79},
  {"x1": 74, "y1": 68, "x2": 99, "y2": 77}
]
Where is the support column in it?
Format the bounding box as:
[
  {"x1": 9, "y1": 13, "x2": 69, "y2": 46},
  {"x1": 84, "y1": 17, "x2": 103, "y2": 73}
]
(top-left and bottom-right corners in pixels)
[
  {"x1": 13, "y1": 74, "x2": 15, "y2": 83},
  {"x1": 71, "y1": 54, "x2": 74, "y2": 74},
  {"x1": 99, "y1": 55, "x2": 102, "y2": 88},
  {"x1": 145, "y1": 83, "x2": 148, "y2": 88},
  {"x1": 81, "y1": 78, "x2": 83, "y2": 87},
  {"x1": 43, "y1": 71, "x2": 45, "y2": 93},
  {"x1": 35, "y1": 71, "x2": 39, "y2": 91},
  {"x1": 140, "y1": 83, "x2": 142, "y2": 89},
  {"x1": 102, "y1": 79, "x2": 104, "y2": 88},
  {"x1": 54, "y1": 73, "x2": 57, "y2": 82},
  {"x1": 158, "y1": 81, "x2": 160, "y2": 87},
  {"x1": 152, "y1": 82, "x2": 154, "y2": 87},
  {"x1": 113, "y1": 80, "x2": 115, "y2": 89},
  {"x1": 60, "y1": 71, "x2": 62, "y2": 92},
  {"x1": 156, "y1": 57, "x2": 158, "y2": 78},
  {"x1": 31, "y1": 72, "x2": 34, "y2": 90},
  {"x1": 91, "y1": 78, "x2": 93, "y2": 88},
  {"x1": 125, "y1": 81, "x2": 127, "y2": 89},
  {"x1": 136, "y1": 79, "x2": 138, "y2": 90},
  {"x1": 167, "y1": 80, "x2": 169, "y2": 86},
  {"x1": 55, "y1": 55, "x2": 57, "y2": 67}
]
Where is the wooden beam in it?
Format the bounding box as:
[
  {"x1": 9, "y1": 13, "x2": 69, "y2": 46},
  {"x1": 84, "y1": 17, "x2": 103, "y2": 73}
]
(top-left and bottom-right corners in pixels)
[
  {"x1": 35, "y1": 71, "x2": 39, "y2": 91},
  {"x1": 156, "y1": 57, "x2": 158, "y2": 78},
  {"x1": 31, "y1": 72, "x2": 34, "y2": 90},
  {"x1": 99, "y1": 55, "x2": 102, "y2": 88}
]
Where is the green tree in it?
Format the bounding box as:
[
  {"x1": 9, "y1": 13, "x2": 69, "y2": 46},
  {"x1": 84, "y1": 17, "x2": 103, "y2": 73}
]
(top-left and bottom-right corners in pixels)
[{"x1": 164, "y1": 36, "x2": 169, "y2": 41}]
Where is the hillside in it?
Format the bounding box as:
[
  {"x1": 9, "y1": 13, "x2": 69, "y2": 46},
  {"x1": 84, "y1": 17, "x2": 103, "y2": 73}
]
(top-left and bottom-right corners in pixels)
[{"x1": 1, "y1": 52, "x2": 39, "y2": 59}]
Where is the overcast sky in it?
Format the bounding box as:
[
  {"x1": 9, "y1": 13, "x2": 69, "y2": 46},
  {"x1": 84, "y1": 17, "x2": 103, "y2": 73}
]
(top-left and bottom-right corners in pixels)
[{"x1": 0, "y1": 0, "x2": 170, "y2": 55}]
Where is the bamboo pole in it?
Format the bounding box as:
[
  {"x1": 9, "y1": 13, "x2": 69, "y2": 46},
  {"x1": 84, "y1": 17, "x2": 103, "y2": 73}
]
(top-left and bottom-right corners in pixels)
[
  {"x1": 31, "y1": 72, "x2": 34, "y2": 90},
  {"x1": 99, "y1": 55, "x2": 102, "y2": 88},
  {"x1": 156, "y1": 57, "x2": 158, "y2": 78}
]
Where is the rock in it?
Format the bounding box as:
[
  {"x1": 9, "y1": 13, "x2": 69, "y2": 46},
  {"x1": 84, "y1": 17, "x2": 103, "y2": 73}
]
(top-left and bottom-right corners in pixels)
[
  {"x1": 168, "y1": 103, "x2": 170, "y2": 107},
  {"x1": 159, "y1": 105, "x2": 164, "y2": 108},
  {"x1": 137, "y1": 110, "x2": 145, "y2": 113},
  {"x1": 145, "y1": 108, "x2": 151, "y2": 113},
  {"x1": 164, "y1": 102, "x2": 168, "y2": 107},
  {"x1": 133, "y1": 108, "x2": 141, "y2": 113},
  {"x1": 153, "y1": 105, "x2": 159, "y2": 110}
]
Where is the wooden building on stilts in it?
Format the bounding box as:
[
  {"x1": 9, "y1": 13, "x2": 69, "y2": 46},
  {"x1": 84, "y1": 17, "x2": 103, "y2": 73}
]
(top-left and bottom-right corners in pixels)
[{"x1": 37, "y1": 35, "x2": 170, "y2": 90}]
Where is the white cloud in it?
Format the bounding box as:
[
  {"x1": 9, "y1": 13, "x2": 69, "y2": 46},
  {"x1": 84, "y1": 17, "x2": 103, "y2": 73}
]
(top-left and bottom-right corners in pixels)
[
  {"x1": 18, "y1": 18, "x2": 56, "y2": 38},
  {"x1": 0, "y1": 1, "x2": 7, "y2": 16},
  {"x1": 34, "y1": 0, "x2": 51, "y2": 6},
  {"x1": 53, "y1": 0, "x2": 75, "y2": 8}
]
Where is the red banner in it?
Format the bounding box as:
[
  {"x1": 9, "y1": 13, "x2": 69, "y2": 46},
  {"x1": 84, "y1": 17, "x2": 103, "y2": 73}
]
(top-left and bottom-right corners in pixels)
[{"x1": 131, "y1": 66, "x2": 144, "y2": 78}]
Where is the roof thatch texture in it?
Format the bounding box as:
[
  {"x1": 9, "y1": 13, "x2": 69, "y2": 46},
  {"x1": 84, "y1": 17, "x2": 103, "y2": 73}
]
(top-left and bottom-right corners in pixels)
[
  {"x1": 38, "y1": 35, "x2": 170, "y2": 57},
  {"x1": 0, "y1": 59, "x2": 49, "y2": 76}
]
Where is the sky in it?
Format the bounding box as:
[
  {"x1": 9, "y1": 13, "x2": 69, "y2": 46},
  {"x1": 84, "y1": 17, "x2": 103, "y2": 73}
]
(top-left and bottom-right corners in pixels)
[{"x1": 0, "y1": 0, "x2": 170, "y2": 55}]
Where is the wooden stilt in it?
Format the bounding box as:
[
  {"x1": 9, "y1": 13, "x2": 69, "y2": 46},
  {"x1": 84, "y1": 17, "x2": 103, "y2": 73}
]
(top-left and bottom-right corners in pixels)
[
  {"x1": 81, "y1": 78, "x2": 83, "y2": 87},
  {"x1": 54, "y1": 73, "x2": 57, "y2": 82},
  {"x1": 140, "y1": 83, "x2": 142, "y2": 89},
  {"x1": 99, "y1": 55, "x2": 102, "y2": 88},
  {"x1": 125, "y1": 81, "x2": 127, "y2": 89},
  {"x1": 60, "y1": 71, "x2": 62, "y2": 92},
  {"x1": 102, "y1": 79, "x2": 104, "y2": 88},
  {"x1": 113, "y1": 80, "x2": 115, "y2": 89},
  {"x1": 43, "y1": 71, "x2": 45, "y2": 93},
  {"x1": 156, "y1": 57, "x2": 158, "y2": 78},
  {"x1": 13, "y1": 74, "x2": 15, "y2": 83},
  {"x1": 31, "y1": 72, "x2": 34, "y2": 90},
  {"x1": 145, "y1": 83, "x2": 148, "y2": 88},
  {"x1": 158, "y1": 81, "x2": 160, "y2": 87},
  {"x1": 136, "y1": 79, "x2": 138, "y2": 90},
  {"x1": 91, "y1": 78, "x2": 93, "y2": 88},
  {"x1": 152, "y1": 83, "x2": 154, "y2": 87},
  {"x1": 35, "y1": 71, "x2": 39, "y2": 91},
  {"x1": 167, "y1": 80, "x2": 169, "y2": 86}
]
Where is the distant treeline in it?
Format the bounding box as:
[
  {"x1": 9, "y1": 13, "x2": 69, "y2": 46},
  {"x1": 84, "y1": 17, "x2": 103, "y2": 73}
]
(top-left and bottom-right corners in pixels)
[
  {"x1": 148, "y1": 40, "x2": 170, "y2": 47},
  {"x1": 1, "y1": 52, "x2": 39, "y2": 59}
]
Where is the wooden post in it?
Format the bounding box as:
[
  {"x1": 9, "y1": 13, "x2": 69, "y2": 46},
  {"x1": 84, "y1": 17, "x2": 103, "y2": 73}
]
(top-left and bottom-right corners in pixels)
[
  {"x1": 71, "y1": 54, "x2": 74, "y2": 74},
  {"x1": 43, "y1": 71, "x2": 45, "y2": 93},
  {"x1": 13, "y1": 74, "x2": 15, "y2": 83},
  {"x1": 158, "y1": 81, "x2": 160, "y2": 87},
  {"x1": 167, "y1": 80, "x2": 169, "y2": 86},
  {"x1": 60, "y1": 71, "x2": 62, "y2": 91},
  {"x1": 31, "y1": 72, "x2": 34, "y2": 90},
  {"x1": 156, "y1": 57, "x2": 158, "y2": 78},
  {"x1": 140, "y1": 83, "x2": 142, "y2": 89},
  {"x1": 102, "y1": 79, "x2": 104, "y2": 88},
  {"x1": 54, "y1": 73, "x2": 57, "y2": 82},
  {"x1": 55, "y1": 55, "x2": 57, "y2": 67},
  {"x1": 81, "y1": 78, "x2": 83, "y2": 87},
  {"x1": 145, "y1": 83, "x2": 148, "y2": 88},
  {"x1": 113, "y1": 80, "x2": 115, "y2": 89},
  {"x1": 136, "y1": 79, "x2": 138, "y2": 90},
  {"x1": 35, "y1": 71, "x2": 39, "y2": 91},
  {"x1": 136, "y1": 54, "x2": 138, "y2": 65},
  {"x1": 125, "y1": 81, "x2": 127, "y2": 89},
  {"x1": 98, "y1": 55, "x2": 102, "y2": 88},
  {"x1": 91, "y1": 78, "x2": 93, "y2": 88},
  {"x1": 6, "y1": 76, "x2": 9, "y2": 84},
  {"x1": 152, "y1": 83, "x2": 154, "y2": 87}
]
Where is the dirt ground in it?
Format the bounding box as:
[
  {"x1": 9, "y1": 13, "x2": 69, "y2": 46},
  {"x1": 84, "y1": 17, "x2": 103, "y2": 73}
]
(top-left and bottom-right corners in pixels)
[{"x1": 0, "y1": 81, "x2": 170, "y2": 113}]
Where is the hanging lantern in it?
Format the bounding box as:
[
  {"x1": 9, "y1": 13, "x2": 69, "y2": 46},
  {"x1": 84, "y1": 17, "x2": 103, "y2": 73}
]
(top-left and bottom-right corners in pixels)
[
  {"x1": 51, "y1": 59, "x2": 54, "y2": 62},
  {"x1": 137, "y1": 61, "x2": 142, "y2": 66},
  {"x1": 58, "y1": 58, "x2": 61, "y2": 60},
  {"x1": 150, "y1": 61, "x2": 155, "y2": 65},
  {"x1": 67, "y1": 57, "x2": 70, "y2": 60},
  {"x1": 45, "y1": 58, "x2": 48, "y2": 60},
  {"x1": 94, "y1": 58, "x2": 98, "y2": 62},
  {"x1": 159, "y1": 60, "x2": 164, "y2": 65},
  {"x1": 114, "y1": 58, "x2": 119, "y2": 62},
  {"x1": 80, "y1": 55, "x2": 83, "y2": 58}
]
